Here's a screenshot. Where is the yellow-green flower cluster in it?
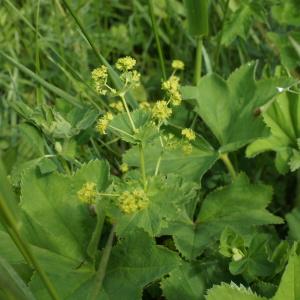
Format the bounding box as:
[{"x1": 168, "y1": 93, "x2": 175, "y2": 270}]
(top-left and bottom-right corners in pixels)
[
  {"x1": 118, "y1": 189, "x2": 149, "y2": 214},
  {"x1": 91, "y1": 65, "x2": 109, "y2": 95},
  {"x1": 152, "y1": 100, "x2": 172, "y2": 122},
  {"x1": 181, "y1": 128, "x2": 196, "y2": 141},
  {"x1": 162, "y1": 75, "x2": 182, "y2": 106},
  {"x1": 119, "y1": 163, "x2": 129, "y2": 173},
  {"x1": 139, "y1": 101, "x2": 151, "y2": 110},
  {"x1": 110, "y1": 101, "x2": 124, "y2": 112},
  {"x1": 171, "y1": 59, "x2": 184, "y2": 70},
  {"x1": 163, "y1": 133, "x2": 180, "y2": 150},
  {"x1": 115, "y1": 56, "x2": 141, "y2": 89},
  {"x1": 77, "y1": 182, "x2": 97, "y2": 205},
  {"x1": 182, "y1": 143, "x2": 193, "y2": 155},
  {"x1": 96, "y1": 112, "x2": 113, "y2": 135},
  {"x1": 115, "y1": 56, "x2": 136, "y2": 71}
]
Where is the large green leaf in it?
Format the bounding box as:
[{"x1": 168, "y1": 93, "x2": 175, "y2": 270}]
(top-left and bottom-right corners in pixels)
[
  {"x1": 247, "y1": 92, "x2": 300, "y2": 173},
  {"x1": 286, "y1": 208, "x2": 300, "y2": 241},
  {"x1": 109, "y1": 109, "x2": 158, "y2": 144},
  {"x1": 103, "y1": 175, "x2": 197, "y2": 237},
  {"x1": 64, "y1": 230, "x2": 182, "y2": 300},
  {"x1": 182, "y1": 62, "x2": 294, "y2": 152},
  {"x1": 20, "y1": 160, "x2": 109, "y2": 261},
  {"x1": 0, "y1": 231, "x2": 25, "y2": 265},
  {"x1": 101, "y1": 229, "x2": 181, "y2": 300},
  {"x1": 163, "y1": 174, "x2": 282, "y2": 260},
  {"x1": 206, "y1": 282, "x2": 267, "y2": 300},
  {"x1": 29, "y1": 247, "x2": 95, "y2": 300},
  {"x1": 273, "y1": 246, "x2": 300, "y2": 300},
  {"x1": 124, "y1": 136, "x2": 218, "y2": 181},
  {"x1": 0, "y1": 160, "x2": 21, "y2": 222},
  {"x1": 161, "y1": 262, "x2": 205, "y2": 300},
  {"x1": 0, "y1": 256, "x2": 36, "y2": 300}
]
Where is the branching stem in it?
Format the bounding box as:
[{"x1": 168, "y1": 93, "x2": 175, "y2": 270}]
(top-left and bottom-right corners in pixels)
[{"x1": 120, "y1": 94, "x2": 136, "y2": 132}]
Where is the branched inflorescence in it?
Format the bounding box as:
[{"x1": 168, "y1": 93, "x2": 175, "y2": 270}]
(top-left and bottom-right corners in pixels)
[
  {"x1": 86, "y1": 57, "x2": 198, "y2": 212},
  {"x1": 77, "y1": 182, "x2": 98, "y2": 205},
  {"x1": 118, "y1": 189, "x2": 149, "y2": 214}
]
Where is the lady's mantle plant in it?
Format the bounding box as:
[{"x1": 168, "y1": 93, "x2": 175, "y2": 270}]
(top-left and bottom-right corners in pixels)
[{"x1": 0, "y1": 55, "x2": 300, "y2": 300}]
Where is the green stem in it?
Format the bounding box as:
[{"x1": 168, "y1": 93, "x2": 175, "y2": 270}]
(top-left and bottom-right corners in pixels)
[
  {"x1": 97, "y1": 193, "x2": 120, "y2": 197},
  {"x1": 35, "y1": 0, "x2": 43, "y2": 105},
  {"x1": 60, "y1": 0, "x2": 103, "y2": 65},
  {"x1": 139, "y1": 144, "x2": 147, "y2": 190},
  {"x1": 90, "y1": 225, "x2": 115, "y2": 300},
  {"x1": 148, "y1": 0, "x2": 167, "y2": 80},
  {"x1": 154, "y1": 154, "x2": 163, "y2": 176},
  {"x1": 0, "y1": 196, "x2": 60, "y2": 300},
  {"x1": 220, "y1": 153, "x2": 237, "y2": 179},
  {"x1": 120, "y1": 95, "x2": 136, "y2": 132},
  {"x1": 214, "y1": 0, "x2": 230, "y2": 68},
  {"x1": 194, "y1": 37, "x2": 203, "y2": 85},
  {"x1": 108, "y1": 125, "x2": 135, "y2": 139},
  {"x1": 154, "y1": 136, "x2": 164, "y2": 176}
]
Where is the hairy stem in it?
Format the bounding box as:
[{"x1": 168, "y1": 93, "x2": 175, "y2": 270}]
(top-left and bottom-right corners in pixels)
[
  {"x1": 220, "y1": 153, "x2": 237, "y2": 179},
  {"x1": 120, "y1": 95, "x2": 136, "y2": 132},
  {"x1": 90, "y1": 225, "x2": 115, "y2": 300},
  {"x1": 139, "y1": 144, "x2": 147, "y2": 190}
]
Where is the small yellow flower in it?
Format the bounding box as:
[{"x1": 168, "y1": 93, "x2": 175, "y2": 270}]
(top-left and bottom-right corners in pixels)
[
  {"x1": 139, "y1": 101, "x2": 151, "y2": 110},
  {"x1": 169, "y1": 90, "x2": 182, "y2": 106},
  {"x1": 105, "y1": 112, "x2": 114, "y2": 121},
  {"x1": 162, "y1": 75, "x2": 180, "y2": 93},
  {"x1": 120, "y1": 69, "x2": 141, "y2": 87},
  {"x1": 131, "y1": 70, "x2": 141, "y2": 85},
  {"x1": 171, "y1": 59, "x2": 185, "y2": 70},
  {"x1": 162, "y1": 75, "x2": 183, "y2": 106},
  {"x1": 120, "y1": 163, "x2": 129, "y2": 173},
  {"x1": 152, "y1": 100, "x2": 172, "y2": 122},
  {"x1": 182, "y1": 143, "x2": 193, "y2": 155},
  {"x1": 96, "y1": 112, "x2": 114, "y2": 135},
  {"x1": 91, "y1": 66, "x2": 109, "y2": 95},
  {"x1": 181, "y1": 128, "x2": 196, "y2": 141},
  {"x1": 118, "y1": 189, "x2": 149, "y2": 214},
  {"x1": 116, "y1": 56, "x2": 136, "y2": 72},
  {"x1": 164, "y1": 133, "x2": 179, "y2": 150},
  {"x1": 91, "y1": 65, "x2": 108, "y2": 81},
  {"x1": 77, "y1": 182, "x2": 97, "y2": 205},
  {"x1": 110, "y1": 101, "x2": 124, "y2": 112}
]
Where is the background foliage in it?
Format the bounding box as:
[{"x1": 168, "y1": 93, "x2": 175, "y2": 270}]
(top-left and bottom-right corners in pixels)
[{"x1": 0, "y1": 0, "x2": 300, "y2": 299}]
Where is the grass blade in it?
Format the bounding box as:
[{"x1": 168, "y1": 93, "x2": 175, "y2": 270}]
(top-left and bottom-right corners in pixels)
[
  {"x1": 60, "y1": 0, "x2": 138, "y2": 108},
  {"x1": 148, "y1": 0, "x2": 167, "y2": 80},
  {"x1": 0, "y1": 51, "x2": 83, "y2": 108}
]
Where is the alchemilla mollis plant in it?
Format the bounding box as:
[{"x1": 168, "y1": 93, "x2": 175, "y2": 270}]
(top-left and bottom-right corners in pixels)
[{"x1": 1, "y1": 0, "x2": 300, "y2": 299}]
